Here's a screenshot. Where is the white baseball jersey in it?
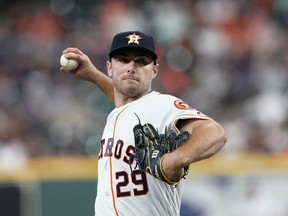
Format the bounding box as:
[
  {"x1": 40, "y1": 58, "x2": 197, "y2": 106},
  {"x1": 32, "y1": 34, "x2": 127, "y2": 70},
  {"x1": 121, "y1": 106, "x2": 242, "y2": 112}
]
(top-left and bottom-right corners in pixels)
[{"x1": 95, "y1": 91, "x2": 210, "y2": 216}]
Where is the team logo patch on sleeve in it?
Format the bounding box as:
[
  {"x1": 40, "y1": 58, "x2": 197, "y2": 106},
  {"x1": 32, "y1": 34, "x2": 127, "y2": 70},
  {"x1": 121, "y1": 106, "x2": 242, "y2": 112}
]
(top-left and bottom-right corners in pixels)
[{"x1": 174, "y1": 100, "x2": 192, "y2": 110}]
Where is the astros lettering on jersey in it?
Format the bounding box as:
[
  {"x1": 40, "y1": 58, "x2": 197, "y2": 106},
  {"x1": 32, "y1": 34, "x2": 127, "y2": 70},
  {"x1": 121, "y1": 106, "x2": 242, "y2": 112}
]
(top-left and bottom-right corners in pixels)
[{"x1": 95, "y1": 91, "x2": 210, "y2": 216}]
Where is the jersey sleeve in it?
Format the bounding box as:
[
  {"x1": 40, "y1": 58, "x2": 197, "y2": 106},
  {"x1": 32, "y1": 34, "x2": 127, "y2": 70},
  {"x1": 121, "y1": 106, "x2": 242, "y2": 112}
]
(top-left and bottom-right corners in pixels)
[{"x1": 152, "y1": 94, "x2": 211, "y2": 134}]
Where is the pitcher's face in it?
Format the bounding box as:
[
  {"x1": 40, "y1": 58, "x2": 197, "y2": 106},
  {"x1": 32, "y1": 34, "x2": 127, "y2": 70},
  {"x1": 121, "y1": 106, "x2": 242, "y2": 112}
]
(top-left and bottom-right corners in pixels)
[{"x1": 107, "y1": 49, "x2": 159, "y2": 98}]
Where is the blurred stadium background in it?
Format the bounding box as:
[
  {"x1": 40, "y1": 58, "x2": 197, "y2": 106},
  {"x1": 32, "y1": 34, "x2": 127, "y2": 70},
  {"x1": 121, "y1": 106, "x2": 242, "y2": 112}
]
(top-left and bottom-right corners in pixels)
[{"x1": 0, "y1": 0, "x2": 287, "y2": 215}]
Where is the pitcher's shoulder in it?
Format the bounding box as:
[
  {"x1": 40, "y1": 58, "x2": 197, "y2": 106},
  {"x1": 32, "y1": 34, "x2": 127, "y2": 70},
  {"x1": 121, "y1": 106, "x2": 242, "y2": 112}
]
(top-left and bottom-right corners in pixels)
[{"x1": 148, "y1": 91, "x2": 178, "y2": 101}]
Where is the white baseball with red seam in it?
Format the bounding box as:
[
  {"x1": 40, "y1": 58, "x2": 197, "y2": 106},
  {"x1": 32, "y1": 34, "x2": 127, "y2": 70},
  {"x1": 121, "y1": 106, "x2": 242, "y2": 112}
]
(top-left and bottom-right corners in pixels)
[{"x1": 60, "y1": 53, "x2": 79, "y2": 71}]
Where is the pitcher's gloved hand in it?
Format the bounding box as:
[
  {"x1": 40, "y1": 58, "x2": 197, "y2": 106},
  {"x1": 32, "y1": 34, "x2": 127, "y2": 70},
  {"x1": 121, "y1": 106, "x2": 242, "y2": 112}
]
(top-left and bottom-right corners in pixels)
[{"x1": 131, "y1": 121, "x2": 190, "y2": 186}]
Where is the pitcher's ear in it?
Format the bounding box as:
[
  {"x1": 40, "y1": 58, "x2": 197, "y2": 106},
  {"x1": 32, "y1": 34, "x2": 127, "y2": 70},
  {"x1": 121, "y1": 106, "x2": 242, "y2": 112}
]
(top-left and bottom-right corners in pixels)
[
  {"x1": 106, "y1": 61, "x2": 112, "y2": 77},
  {"x1": 152, "y1": 63, "x2": 159, "y2": 79}
]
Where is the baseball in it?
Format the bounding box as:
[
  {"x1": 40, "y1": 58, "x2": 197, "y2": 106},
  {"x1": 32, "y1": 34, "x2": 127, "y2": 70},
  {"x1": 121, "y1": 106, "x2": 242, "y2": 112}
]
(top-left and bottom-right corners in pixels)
[{"x1": 60, "y1": 53, "x2": 79, "y2": 71}]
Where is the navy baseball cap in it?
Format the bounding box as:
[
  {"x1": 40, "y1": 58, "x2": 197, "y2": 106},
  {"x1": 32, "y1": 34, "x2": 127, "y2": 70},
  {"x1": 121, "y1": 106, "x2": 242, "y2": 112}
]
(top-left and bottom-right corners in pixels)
[{"x1": 109, "y1": 31, "x2": 157, "y2": 61}]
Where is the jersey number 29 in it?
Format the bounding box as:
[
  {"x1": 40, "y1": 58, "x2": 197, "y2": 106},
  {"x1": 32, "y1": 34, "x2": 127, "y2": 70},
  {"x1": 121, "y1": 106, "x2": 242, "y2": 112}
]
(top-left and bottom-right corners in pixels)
[{"x1": 115, "y1": 170, "x2": 148, "y2": 197}]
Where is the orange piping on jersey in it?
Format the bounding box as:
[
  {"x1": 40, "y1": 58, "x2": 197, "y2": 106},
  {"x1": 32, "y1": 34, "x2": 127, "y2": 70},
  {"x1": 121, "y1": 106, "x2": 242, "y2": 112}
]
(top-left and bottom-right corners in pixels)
[
  {"x1": 110, "y1": 106, "x2": 129, "y2": 216},
  {"x1": 109, "y1": 157, "x2": 119, "y2": 216},
  {"x1": 174, "y1": 113, "x2": 210, "y2": 120},
  {"x1": 172, "y1": 113, "x2": 211, "y2": 133}
]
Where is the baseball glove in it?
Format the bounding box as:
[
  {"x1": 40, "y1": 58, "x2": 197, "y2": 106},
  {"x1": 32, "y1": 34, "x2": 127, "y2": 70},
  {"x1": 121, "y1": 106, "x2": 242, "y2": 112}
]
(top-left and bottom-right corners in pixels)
[{"x1": 131, "y1": 118, "x2": 190, "y2": 186}]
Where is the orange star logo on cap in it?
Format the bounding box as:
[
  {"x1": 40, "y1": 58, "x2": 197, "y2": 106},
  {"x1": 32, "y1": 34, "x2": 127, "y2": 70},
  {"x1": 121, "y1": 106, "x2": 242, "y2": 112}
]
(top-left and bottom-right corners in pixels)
[{"x1": 126, "y1": 33, "x2": 142, "y2": 45}]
